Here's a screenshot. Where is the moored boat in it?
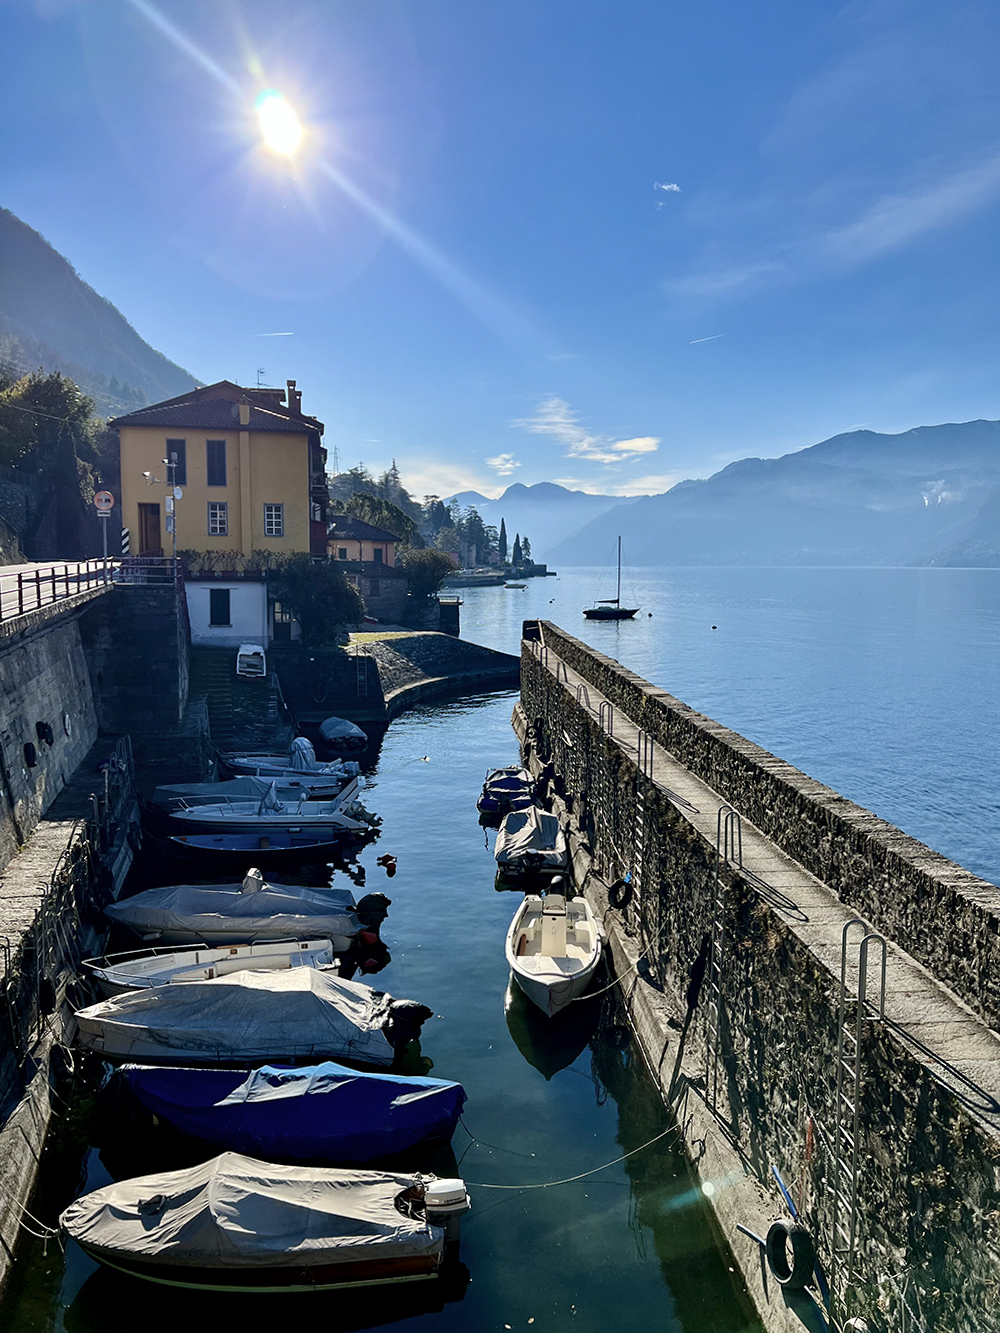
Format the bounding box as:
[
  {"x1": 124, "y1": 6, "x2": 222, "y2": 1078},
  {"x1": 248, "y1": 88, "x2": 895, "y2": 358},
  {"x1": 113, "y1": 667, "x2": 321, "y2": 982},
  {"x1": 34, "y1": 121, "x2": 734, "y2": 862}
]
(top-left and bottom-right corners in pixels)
[
  {"x1": 494, "y1": 807, "x2": 568, "y2": 880},
  {"x1": 318, "y1": 715, "x2": 369, "y2": 751},
  {"x1": 222, "y1": 735, "x2": 358, "y2": 780},
  {"x1": 82, "y1": 939, "x2": 336, "y2": 998},
  {"x1": 166, "y1": 785, "x2": 367, "y2": 837},
  {"x1": 103, "y1": 873, "x2": 372, "y2": 945},
  {"x1": 124, "y1": 1062, "x2": 467, "y2": 1162},
  {"x1": 60, "y1": 1154, "x2": 471, "y2": 1292},
  {"x1": 583, "y1": 536, "x2": 638, "y2": 620},
  {"x1": 73, "y1": 968, "x2": 433, "y2": 1067},
  {"x1": 505, "y1": 889, "x2": 602, "y2": 1017},
  {"x1": 148, "y1": 775, "x2": 348, "y2": 811},
  {"x1": 477, "y1": 766, "x2": 535, "y2": 819},
  {"x1": 167, "y1": 830, "x2": 361, "y2": 867}
]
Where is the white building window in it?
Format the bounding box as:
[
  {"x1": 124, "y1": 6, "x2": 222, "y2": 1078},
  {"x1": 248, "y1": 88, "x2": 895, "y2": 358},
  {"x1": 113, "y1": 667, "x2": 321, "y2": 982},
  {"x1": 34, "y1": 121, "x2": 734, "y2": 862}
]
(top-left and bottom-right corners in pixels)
[
  {"x1": 263, "y1": 503, "x2": 284, "y2": 537},
  {"x1": 208, "y1": 501, "x2": 228, "y2": 535}
]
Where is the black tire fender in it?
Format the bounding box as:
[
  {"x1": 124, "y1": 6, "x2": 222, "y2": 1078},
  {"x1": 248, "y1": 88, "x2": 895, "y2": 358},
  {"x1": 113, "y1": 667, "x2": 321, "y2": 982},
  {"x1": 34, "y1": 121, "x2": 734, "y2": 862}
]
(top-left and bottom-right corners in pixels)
[
  {"x1": 764, "y1": 1219, "x2": 815, "y2": 1289},
  {"x1": 608, "y1": 877, "x2": 633, "y2": 911}
]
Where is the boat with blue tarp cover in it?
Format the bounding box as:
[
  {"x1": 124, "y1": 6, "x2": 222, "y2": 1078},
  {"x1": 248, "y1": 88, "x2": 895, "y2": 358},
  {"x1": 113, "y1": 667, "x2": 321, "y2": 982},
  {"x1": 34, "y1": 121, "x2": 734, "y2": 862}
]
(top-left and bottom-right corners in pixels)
[{"x1": 123, "y1": 1062, "x2": 467, "y2": 1162}]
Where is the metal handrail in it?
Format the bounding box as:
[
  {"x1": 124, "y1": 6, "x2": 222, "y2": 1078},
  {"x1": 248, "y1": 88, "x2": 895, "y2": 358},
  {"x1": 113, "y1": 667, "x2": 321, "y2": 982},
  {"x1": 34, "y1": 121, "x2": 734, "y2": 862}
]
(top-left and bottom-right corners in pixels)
[
  {"x1": 575, "y1": 682, "x2": 591, "y2": 709},
  {"x1": 0, "y1": 557, "x2": 182, "y2": 625},
  {"x1": 599, "y1": 700, "x2": 614, "y2": 734}
]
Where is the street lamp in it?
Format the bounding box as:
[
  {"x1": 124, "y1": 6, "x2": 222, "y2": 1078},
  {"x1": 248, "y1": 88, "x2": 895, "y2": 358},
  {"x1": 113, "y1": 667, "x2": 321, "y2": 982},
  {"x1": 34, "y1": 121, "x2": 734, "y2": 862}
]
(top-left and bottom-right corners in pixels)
[{"x1": 141, "y1": 454, "x2": 182, "y2": 559}]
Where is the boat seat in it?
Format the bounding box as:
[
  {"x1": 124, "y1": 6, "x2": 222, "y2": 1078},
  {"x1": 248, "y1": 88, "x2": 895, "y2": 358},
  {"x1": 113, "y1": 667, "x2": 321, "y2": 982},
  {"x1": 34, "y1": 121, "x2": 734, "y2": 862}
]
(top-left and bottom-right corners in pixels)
[
  {"x1": 539, "y1": 911, "x2": 568, "y2": 958},
  {"x1": 542, "y1": 894, "x2": 566, "y2": 914}
]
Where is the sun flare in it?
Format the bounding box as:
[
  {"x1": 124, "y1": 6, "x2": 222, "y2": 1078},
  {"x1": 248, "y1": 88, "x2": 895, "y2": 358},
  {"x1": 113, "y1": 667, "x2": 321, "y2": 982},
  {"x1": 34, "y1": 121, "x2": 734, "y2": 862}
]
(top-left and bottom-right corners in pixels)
[{"x1": 255, "y1": 90, "x2": 302, "y2": 155}]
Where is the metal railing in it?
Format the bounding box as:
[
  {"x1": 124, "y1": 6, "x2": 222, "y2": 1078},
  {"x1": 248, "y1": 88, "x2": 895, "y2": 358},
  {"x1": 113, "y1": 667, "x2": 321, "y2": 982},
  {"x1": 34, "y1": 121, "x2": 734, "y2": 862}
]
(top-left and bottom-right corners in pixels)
[{"x1": 0, "y1": 557, "x2": 181, "y2": 624}]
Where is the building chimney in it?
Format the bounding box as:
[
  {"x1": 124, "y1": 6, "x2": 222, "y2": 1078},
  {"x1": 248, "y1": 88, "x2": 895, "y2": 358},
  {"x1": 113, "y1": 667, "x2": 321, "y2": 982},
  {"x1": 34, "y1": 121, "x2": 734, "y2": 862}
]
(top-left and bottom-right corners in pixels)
[{"x1": 286, "y1": 379, "x2": 302, "y2": 415}]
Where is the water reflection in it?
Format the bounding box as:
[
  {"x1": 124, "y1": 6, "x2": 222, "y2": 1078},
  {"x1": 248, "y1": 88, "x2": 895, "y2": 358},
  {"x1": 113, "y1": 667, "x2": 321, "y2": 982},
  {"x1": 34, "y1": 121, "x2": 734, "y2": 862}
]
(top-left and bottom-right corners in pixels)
[{"x1": 504, "y1": 976, "x2": 599, "y2": 1080}]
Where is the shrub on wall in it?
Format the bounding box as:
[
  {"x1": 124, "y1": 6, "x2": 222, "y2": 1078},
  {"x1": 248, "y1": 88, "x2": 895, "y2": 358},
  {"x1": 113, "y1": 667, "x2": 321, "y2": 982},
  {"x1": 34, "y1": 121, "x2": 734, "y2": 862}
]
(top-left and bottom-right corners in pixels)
[{"x1": 266, "y1": 554, "x2": 364, "y2": 645}]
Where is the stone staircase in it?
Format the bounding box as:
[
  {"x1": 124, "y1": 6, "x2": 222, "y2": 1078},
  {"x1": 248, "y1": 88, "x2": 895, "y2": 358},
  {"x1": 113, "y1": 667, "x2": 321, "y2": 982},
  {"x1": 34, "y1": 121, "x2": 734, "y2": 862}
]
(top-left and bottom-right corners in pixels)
[{"x1": 189, "y1": 648, "x2": 236, "y2": 748}]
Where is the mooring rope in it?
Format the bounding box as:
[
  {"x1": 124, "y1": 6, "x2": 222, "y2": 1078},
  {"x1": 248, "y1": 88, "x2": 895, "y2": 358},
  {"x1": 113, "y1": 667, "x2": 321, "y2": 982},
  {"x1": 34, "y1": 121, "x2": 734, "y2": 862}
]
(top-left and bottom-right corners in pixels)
[
  {"x1": 0, "y1": 1176, "x2": 61, "y2": 1245},
  {"x1": 465, "y1": 1123, "x2": 679, "y2": 1190}
]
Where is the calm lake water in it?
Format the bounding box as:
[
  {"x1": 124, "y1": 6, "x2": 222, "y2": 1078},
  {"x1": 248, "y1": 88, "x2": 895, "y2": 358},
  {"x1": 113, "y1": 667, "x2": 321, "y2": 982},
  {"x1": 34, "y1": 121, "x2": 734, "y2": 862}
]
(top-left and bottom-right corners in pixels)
[
  {"x1": 462, "y1": 566, "x2": 1000, "y2": 886},
  {"x1": 0, "y1": 689, "x2": 762, "y2": 1333}
]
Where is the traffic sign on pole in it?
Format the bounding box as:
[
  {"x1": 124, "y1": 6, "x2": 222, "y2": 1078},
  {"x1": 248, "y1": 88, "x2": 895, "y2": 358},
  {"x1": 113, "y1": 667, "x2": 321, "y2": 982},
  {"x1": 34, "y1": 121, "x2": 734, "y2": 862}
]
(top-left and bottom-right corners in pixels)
[{"x1": 93, "y1": 491, "x2": 115, "y2": 513}]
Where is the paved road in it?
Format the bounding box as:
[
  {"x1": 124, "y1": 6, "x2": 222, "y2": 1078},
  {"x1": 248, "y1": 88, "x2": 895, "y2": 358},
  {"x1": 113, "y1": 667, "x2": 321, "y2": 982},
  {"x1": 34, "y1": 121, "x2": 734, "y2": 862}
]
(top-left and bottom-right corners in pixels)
[{"x1": 0, "y1": 559, "x2": 114, "y2": 623}]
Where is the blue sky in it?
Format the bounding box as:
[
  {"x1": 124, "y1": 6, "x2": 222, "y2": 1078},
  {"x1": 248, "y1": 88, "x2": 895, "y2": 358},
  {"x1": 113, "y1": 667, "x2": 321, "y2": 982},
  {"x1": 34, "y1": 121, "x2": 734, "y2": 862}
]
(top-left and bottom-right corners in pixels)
[{"x1": 5, "y1": 0, "x2": 1000, "y2": 498}]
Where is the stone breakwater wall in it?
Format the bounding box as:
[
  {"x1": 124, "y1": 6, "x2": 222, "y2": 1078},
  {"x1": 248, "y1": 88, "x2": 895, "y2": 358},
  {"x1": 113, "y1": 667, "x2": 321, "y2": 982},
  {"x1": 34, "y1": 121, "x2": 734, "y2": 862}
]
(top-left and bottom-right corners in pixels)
[
  {"x1": 519, "y1": 620, "x2": 1000, "y2": 1333},
  {"x1": 533, "y1": 621, "x2": 1000, "y2": 1031},
  {"x1": 0, "y1": 614, "x2": 99, "y2": 867}
]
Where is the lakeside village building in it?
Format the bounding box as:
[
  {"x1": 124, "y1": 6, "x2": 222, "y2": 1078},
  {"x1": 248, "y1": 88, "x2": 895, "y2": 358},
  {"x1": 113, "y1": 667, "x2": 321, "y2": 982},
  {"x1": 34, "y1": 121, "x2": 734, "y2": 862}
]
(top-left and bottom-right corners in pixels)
[{"x1": 113, "y1": 381, "x2": 403, "y2": 647}]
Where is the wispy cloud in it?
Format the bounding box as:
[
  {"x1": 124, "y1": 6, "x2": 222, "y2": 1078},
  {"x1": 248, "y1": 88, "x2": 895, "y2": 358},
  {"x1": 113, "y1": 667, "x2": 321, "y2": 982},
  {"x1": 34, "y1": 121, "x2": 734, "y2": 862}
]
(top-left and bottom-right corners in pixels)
[
  {"x1": 251, "y1": 332, "x2": 294, "y2": 337},
  {"x1": 486, "y1": 453, "x2": 521, "y2": 476},
  {"x1": 397, "y1": 459, "x2": 504, "y2": 501},
  {"x1": 818, "y1": 153, "x2": 1000, "y2": 265},
  {"x1": 513, "y1": 398, "x2": 660, "y2": 465},
  {"x1": 655, "y1": 182, "x2": 682, "y2": 193},
  {"x1": 673, "y1": 152, "x2": 1000, "y2": 299}
]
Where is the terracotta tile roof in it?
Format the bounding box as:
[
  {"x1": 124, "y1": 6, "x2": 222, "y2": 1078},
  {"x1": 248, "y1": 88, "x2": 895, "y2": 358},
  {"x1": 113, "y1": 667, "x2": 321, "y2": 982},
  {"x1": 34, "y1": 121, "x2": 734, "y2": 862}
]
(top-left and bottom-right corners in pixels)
[
  {"x1": 328, "y1": 515, "x2": 402, "y2": 542},
  {"x1": 110, "y1": 399, "x2": 316, "y2": 433}
]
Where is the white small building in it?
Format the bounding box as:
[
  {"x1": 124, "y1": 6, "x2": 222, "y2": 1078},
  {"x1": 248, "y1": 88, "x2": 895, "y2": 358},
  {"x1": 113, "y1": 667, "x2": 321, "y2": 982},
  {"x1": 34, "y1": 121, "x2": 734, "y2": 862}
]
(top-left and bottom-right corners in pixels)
[{"x1": 184, "y1": 573, "x2": 299, "y2": 649}]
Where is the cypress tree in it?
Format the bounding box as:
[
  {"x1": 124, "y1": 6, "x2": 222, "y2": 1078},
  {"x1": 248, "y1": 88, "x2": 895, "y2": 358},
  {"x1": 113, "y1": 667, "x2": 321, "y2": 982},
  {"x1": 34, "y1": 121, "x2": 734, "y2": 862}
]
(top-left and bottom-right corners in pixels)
[
  {"x1": 512, "y1": 534, "x2": 522, "y2": 567},
  {"x1": 499, "y1": 517, "x2": 508, "y2": 561}
]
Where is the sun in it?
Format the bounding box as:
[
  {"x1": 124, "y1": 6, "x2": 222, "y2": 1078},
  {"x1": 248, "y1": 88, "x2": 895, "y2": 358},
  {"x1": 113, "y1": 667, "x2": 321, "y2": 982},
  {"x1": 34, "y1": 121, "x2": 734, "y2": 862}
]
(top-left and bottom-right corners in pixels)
[{"x1": 255, "y1": 90, "x2": 303, "y2": 155}]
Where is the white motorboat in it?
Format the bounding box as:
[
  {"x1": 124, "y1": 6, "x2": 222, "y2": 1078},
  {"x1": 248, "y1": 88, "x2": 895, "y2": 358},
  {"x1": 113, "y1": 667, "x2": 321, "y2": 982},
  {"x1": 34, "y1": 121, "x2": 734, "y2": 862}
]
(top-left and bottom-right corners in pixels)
[
  {"x1": 494, "y1": 807, "x2": 569, "y2": 879},
  {"x1": 82, "y1": 938, "x2": 337, "y2": 998},
  {"x1": 73, "y1": 968, "x2": 433, "y2": 1066},
  {"x1": 166, "y1": 781, "x2": 367, "y2": 837},
  {"x1": 223, "y1": 736, "x2": 359, "y2": 780},
  {"x1": 61, "y1": 1154, "x2": 471, "y2": 1291},
  {"x1": 505, "y1": 890, "x2": 601, "y2": 1017},
  {"x1": 149, "y1": 775, "x2": 347, "y2": 811},
  {"x1": 103, "y1": 873, "x2": 365, "y2": 945}
]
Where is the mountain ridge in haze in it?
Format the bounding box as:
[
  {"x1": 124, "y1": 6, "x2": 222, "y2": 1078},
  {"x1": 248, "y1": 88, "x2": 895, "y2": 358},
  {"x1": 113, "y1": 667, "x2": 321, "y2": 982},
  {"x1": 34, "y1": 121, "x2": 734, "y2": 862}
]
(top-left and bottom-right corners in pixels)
[
  {"x1": 0, "y1": 207, "x2": 199, "y2": 414},
  {"x1": 548, "y1": 419, "x2": 1000, "y2": 567},
  {"x1": 445, "y1": 480, "x2": 643, "y2": 560}
]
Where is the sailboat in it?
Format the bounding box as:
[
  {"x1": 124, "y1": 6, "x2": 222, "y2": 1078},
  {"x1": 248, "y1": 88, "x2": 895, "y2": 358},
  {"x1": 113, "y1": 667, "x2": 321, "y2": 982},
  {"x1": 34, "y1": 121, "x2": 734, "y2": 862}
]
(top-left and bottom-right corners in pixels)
[{"x1": 583, "y1": 536, "x2": 639, "y2": 620}]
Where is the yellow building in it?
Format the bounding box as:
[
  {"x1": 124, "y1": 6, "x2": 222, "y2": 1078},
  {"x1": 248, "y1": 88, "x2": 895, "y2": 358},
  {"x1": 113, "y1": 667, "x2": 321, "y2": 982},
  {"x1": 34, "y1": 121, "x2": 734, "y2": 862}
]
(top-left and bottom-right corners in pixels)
[{"x1": 113, "y1": 380, "x2": 328, "y2": 558}]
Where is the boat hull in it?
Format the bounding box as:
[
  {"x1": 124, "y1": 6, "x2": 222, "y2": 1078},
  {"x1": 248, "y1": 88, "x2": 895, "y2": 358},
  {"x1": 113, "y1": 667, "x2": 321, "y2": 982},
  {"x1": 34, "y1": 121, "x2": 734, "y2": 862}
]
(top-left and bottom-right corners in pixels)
[
  {"x1": 78, "y1": 1248, "x2": 443, "y2": 1292},
  {"x1": 504, "y1": 895, "x2": 602, "y2": 1018},
  {"x1": 583, "y1": 607, "x2": 638, "y2": 620},
  {"x1": 167, "y1": 833, "x2": 357, "y2": 867},
  {"x1": 509, "y1": 963, "x2": 597, "y2": 1018}
]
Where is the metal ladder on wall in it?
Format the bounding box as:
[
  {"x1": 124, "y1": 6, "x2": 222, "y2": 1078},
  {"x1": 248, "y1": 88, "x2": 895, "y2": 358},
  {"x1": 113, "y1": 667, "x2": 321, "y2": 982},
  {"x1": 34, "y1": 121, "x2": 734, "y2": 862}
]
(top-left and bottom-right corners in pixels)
[
  {"x1": 705, "y1": 805, "x2": 741, "y2": 1116},
  {"x1": 829, "y1": 919, "x2": 887, "y2": 1329},
  {"x1": 630, "y1": 730, "x2": 655, "y2": 939},
  {"x1": 355, "y1": 652, "x2": 368, "y2": 700}
]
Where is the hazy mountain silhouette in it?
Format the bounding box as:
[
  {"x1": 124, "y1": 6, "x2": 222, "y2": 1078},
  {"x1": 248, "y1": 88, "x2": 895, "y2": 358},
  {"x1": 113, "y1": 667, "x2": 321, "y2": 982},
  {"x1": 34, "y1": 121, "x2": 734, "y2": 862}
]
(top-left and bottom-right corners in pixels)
[
  {"x1": 548, "y1": 420, "x2": 1000, "y2": 567},
  {"x1": 0, "y1": 208, "x2": 198, "y2": 413},
  {"x1": 446, "y1": 481, "x2": 642, "y2": 559}
]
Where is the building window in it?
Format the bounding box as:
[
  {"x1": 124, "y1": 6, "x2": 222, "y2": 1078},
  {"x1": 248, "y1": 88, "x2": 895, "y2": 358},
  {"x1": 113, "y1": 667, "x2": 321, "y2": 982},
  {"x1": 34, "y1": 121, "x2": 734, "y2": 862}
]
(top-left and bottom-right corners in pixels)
[
  {"x1": 209, "y1": 588, "x2": 231, "y2": 626},
  {"x1": 206, "y1": 439, "x2": 227, "y2": 486},
  {"x1": 263, "y1": 503, "x2": 284, "y2": 537},
  {"x1": 373, "y1": 547, "x2": 384, "y2": 564},
  {"x1": 166, "y1": 439, "x2": 187, "y2": 485},
  {"x1": 337, "y1": 547, "x2": 348, "y2": 560},
  {"x1": 208, "y1": 501, "x2": 228, "y2": 535},
  {"x1": 368, "y1": 578, "x2": 380, "y2": 597}
]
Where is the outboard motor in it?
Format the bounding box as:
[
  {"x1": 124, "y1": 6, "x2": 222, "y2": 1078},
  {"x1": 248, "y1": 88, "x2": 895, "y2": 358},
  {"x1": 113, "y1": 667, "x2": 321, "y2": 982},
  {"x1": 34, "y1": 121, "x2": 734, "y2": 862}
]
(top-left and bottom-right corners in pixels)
[
  {"x1": 240, "y1": 868, "x2": 265, "y2": 895},
  {"x1": 425, "y1": 1179, "x2": 471, "y2": 1245},
  {"x1": 355, "y1": 891, "x2": 391, "y2": 928}
]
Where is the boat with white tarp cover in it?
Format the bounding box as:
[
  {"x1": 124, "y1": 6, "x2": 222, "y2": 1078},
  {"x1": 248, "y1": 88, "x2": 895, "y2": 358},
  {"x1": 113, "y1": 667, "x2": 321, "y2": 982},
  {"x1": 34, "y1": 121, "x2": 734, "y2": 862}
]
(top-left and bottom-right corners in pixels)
[
  {"x1": 494, "y1": 807, "x2": 569, "y2": 879},
  {"x1": 82, "y1": 939, "x2": 337, "y2": 998},
  {"x1": 60, "y1": 1153, "x2": 470, "y2": 1291},
  {"x1": 73, "y1": 968, "x2": 432, "y2": 1067},
  {"x1": 102, "y1": 870, "x2": 385, "y2": 945}
]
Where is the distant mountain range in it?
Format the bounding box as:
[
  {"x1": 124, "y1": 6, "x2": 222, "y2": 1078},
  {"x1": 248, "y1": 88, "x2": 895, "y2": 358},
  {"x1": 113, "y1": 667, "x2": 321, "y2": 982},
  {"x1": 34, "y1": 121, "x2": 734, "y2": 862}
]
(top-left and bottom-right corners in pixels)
[
  {"x1": 0, "y1": 207, "x2": 198, "y2": 415},
  {"x1": 446, "y1": 481, "x2": 641, "y2": 559},
  {"x1": 548, "y1": 419, "x2": 1000, "y2": 567}
]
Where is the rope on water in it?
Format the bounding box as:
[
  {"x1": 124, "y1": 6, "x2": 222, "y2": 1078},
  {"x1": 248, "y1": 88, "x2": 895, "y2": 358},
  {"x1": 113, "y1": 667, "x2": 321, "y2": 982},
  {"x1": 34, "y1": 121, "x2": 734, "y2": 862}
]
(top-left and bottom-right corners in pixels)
[{"x1": 466, "y1": 1124, "x2": 679, "y2": 1190}]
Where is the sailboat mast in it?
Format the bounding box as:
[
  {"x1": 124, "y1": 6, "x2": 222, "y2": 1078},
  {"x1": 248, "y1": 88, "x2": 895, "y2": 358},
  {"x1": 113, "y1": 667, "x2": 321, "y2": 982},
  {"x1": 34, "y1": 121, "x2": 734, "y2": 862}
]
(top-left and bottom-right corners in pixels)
[{"x1": 616, "y1": 536, "x2": 621, "y2": 604}]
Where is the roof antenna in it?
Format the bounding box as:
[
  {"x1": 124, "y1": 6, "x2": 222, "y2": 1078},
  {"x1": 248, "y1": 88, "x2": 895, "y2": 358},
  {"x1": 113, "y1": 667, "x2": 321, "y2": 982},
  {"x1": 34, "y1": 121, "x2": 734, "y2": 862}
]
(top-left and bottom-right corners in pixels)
[{"x1": 257, "y1": 367, "x2": 265, "y2": 387}]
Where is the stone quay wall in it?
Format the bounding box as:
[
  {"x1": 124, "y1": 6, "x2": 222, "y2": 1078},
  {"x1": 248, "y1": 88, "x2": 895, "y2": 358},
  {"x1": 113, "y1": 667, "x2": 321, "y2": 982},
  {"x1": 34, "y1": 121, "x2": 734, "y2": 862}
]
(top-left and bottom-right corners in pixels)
[
  {"x1": 532, "y1": 620, "x2": 1000, "y2": 1032},
  {"x1": 0, "y1": 615, "x2": 99, "y2": 867},
  {"x1": 519, "y1": 621, "x2": 1000, "y2": 1333}
]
